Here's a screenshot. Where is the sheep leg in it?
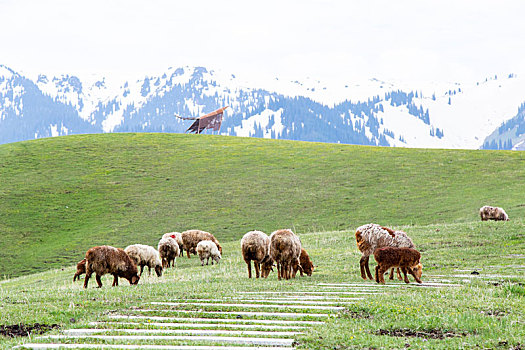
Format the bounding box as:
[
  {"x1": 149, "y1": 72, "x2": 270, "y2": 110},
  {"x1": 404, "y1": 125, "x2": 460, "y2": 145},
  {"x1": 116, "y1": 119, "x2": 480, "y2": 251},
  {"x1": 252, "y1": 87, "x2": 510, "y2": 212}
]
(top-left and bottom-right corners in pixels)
[
  {"x1": 201, "y1": 258, "x2": 205, "y2": 266},
  {"x1": 206, "y1": 257, "x2": 210, "y2": 265},
  {"x1": 254, "y1": 262, "x2": 260, "y2": 278},
  {"x1": 73, "y1": 273, "x2": 79, "y2": 282},
  {"x1": 360, "y1": 255, "x2": 372, "y2": 280},
  {"x1": 139, "y1": 265, "x2": 144, "y2": 276},
  {"x1": 246, "y1": 261, "x2": 252, "y2": 278},
  {"x1": 396, "y1": 268, "x2": 403, "y2": 280},
  {"x1": 276, "y1": 262, "x2": 282, "y2": 280},
  {"x1": 187, "y1": 250, "x2": 191, "y2": 258},
  {"x1": 95, "y1": 274, "x2": 103, "y2": 288},
  {"x1": 375, "y1": 265, "x2": 380, "y2": 283},
  {"x1": 112, "y1": 274, "x2": 119, "y2": 287},
  {"x1": 377, "y1": 266, "x2": 387, "y2": 284},
  {"x1": 400, "y1": 267, "x2": 410, "y2": 283},
  {"x1": 83, "y1": 271, "x2": 93, "y2": 289},
  {"x1": 388, "y1": 268, "x2": 394, "y2": 280}
]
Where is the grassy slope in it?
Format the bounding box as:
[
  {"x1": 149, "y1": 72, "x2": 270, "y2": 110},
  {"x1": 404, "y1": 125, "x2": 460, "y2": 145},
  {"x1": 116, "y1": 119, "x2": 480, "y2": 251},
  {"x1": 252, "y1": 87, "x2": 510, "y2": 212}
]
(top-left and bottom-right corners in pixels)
[{"x1": 1, "y1": 133, "x2": 525, "y2": 278}]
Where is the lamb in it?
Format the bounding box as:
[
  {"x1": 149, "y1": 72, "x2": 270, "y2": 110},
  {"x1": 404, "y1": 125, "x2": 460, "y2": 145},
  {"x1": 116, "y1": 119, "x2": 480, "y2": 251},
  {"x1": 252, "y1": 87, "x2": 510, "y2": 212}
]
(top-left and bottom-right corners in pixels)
[
  {"x1": 181, "y1": 230, "x2": 222, "y2": 258},
  {"x1": 241, "y1": 230, "x2": 274, "y2": 278},
  {"x1": 269, "y1": 229, "x2": 302, "y2": 280},
  {"x1": 162, "y1": 232, "x2": 184, "y2": 256},
  {"x1": 73, "y1": 258, "x2": 86, "y2": 282},
  {"x1": 355, "y1": 223, "x2": 416, "y2": 281},
  {"x1": 479, "y1": 205, "x2": 509, "y2": 221},
  {"x1": 374, "y1": 247, "x2": 423, "y2": 284},
  {"x1": 158, "y1": 237, "x2": 180, "y2": 268},
  {"x1": 293, "y1": 248, "x2": 314, "y2": 277},
  {"x1": 196, "y1": 240, "x2": 221, "y2": 266},
  {"x1": 83, "y1": 245, "x2": 140, "y2": 288},
  {"x1": 124, "y1": 244, "x2": 163, "y2": 277}
]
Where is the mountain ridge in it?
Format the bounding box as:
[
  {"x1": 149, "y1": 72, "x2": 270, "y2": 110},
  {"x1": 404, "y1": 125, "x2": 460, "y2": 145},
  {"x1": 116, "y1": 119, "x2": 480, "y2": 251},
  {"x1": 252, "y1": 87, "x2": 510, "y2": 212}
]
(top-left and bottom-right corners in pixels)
[{"x1": 1, "y1": 64, "x2": 524, "y2": 149}]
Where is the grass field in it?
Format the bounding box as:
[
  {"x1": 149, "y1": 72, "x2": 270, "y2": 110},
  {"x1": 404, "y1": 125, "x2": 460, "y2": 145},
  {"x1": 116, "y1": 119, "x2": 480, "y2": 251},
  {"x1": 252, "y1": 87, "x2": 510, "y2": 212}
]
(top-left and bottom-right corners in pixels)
[
  {"x1": 1, "y1": 133, "x2": 524, "y2": 278},
  {"x1": 0, "y1": 133, "x2": 524, "y2": 349}
]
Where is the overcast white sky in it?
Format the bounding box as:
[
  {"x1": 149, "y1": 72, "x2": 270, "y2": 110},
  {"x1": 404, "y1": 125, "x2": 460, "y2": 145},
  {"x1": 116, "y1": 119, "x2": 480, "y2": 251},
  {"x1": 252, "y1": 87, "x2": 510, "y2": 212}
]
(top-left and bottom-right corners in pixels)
[{"x1": 1, "y1": 0, "x2": 524, "y2": 85}]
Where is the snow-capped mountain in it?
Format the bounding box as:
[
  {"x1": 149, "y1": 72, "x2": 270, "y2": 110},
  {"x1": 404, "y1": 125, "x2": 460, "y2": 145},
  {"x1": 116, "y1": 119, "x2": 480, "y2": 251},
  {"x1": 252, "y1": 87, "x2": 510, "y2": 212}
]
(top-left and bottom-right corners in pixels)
[{"x1": 1, "y1": 64, "x2": 525, "y2": 149}]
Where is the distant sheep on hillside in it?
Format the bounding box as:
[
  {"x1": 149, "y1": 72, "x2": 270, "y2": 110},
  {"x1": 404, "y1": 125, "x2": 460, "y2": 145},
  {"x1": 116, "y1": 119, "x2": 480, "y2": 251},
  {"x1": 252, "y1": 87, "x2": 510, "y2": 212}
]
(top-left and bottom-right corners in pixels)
[
  {"x1": 355, "y1": 223, "x2": 416, "y2": 280},
  {"x1": 83, "y1": 245, "x2": 140, "y2": 288},
  {"x1": 241, "y1": 230, "x2": 273, "y2": 278},
  {"x1": 479, "y1": 205, "x2": 509, "y2": 221},
  {"x1": 124, "y1": 244, "x2": 163, "y2": 277}
]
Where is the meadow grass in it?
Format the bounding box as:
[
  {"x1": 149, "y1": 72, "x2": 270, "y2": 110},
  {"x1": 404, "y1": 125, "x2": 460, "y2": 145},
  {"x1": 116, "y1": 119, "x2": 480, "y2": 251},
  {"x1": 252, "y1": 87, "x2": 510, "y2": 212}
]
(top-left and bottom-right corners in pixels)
[
  {"x1": 1, "y1": 133, "x2": 525, "y2": 278},
  {"x1": 0, "y1": 220, "x2": 524, "y2": 349}
]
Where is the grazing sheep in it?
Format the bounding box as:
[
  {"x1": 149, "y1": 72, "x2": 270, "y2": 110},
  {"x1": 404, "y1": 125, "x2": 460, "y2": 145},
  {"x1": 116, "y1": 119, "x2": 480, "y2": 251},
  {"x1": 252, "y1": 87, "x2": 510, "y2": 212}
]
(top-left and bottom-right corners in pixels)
[
  {"x1": 162, "y1": 232, "x2": 184, "y2": 256},
  {"x1": 73, "y1": 258, "x2": 86, "y2": 282},
  {"x1": 355, "y1": 223, "x2": 416, "y2": 280},
  {"x1": 241, "y1": 230, "x2": 274, "y2": 278},
  {"x1": 293, "y1": 248, "x2": 314, "y2": 277},
  {"x1": 479, "y1": 205, "x2": 509, "y2": 221},
  {"x1": 158, "y1": 237, "x2": 180, "y2": 268},
  {"x1": 196, "y1": 240, "x2": 221, "y2": 266},
  {"x1": 269, "y1": 229, "x2": 302, "y2": 280},
  {"x1": 124, "y1": 244, "x2": 163, "y2": 277},
  {"x1": 181, "y1": 230, "x2": 222, "y2": 258},
  {"x1": 374, "y1": 247, "x2": 423, "y2": 284},
  {"x1": 83, "y1": 245, "x2": 140, "y2": 288}
]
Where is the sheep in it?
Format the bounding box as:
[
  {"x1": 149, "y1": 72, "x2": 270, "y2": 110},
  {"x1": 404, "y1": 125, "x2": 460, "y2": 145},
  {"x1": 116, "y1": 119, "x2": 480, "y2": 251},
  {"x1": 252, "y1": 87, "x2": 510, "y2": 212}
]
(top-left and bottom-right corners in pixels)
[
  {"x1": 83, "y1": 245, "x2": 140, "y2": 288},
  {"x1": 196, "y1": 240, "x2": 221, "y2": 266},
  {"x1": 355, "y1": 223, "x2": 416, "y2": 281},
  {"x1": 374, "y1": 247, "x2": 423, "y2": 284},
  {"x1": 181, "y1": 230, "x2": 222, "y2": 258},
  {"x1": 269, "y1": 229, "x2": 302, "y2": 280},
  {"x1": 479, "y1": 205, "x2": 509, "y2": 221},
  {"x1": 241, "y1": 230, "x2": 274, "y2": 278},
  {"x1": 124, "y1": 244, "x2": 163, "y2": 277},
  {"x1": 158, "y1": 237, "x2": 180, "y2": 268},
  {"x1": 73, "y1": 258, "x2": 86, "y2": 282},
  {"x1": 293, "y1": 248, "x2": 314, "y2": 277},
  {"x1": 162, "y1": 232, "x2": 184, "y2": 256}
]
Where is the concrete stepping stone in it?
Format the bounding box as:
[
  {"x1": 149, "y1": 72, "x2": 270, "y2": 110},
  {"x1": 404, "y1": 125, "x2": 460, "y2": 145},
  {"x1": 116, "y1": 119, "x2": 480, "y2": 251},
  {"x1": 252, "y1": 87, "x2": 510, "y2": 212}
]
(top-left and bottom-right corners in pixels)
[
  {"x1": 62, "y1": 328, "x2": 301, "y2": 337},
  {"x1": 108, "y1": 315, "x2": 325, "y2": 325},
  {"x1": 90, "y1": 321, "x2": 308, "y2": 330},
  {"x1": 134, "y1": 309, "x2": 331, "y2": 318},
  {"x1": 189, "y1": 298, "x2": 362, "y2": 304},
  {"x1": 151, "y1": 302, "x2": 344, "y2": 311},
  {"x1": 41, "y1": 335, "x2": 296, "y2": 346},
  {"x1": 18, "y1": 344, "x2": 295, "y2": 349},
  {"x1": 238, "y1": 291, "x2": 377, "y2": 295}
]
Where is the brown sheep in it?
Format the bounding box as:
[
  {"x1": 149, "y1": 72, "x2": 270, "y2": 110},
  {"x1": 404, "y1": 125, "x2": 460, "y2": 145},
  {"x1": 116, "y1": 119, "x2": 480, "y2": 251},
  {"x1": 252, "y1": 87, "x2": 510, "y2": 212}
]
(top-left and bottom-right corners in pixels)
[
  {"x1": 241, "y1": 230, "x2": 274, "y2": 278},
  {"x1": 293, "y1": 248, "x2": 314, "y2": 277},
  {"x1": 269, "y1": 229, "x2": 302, "y2": 280},
  {"x1": 83, "y1": 245, "x2": 140, "y2": 288},
  {"x1": 374, "y1": 247, "x2": 423, "y2": 284},
  {"x1": 73, "y1": 258, "x2": 86, "y2": 282},
  {"x1": 181, "y1": 230, "x2": 222, "y2": 258},
  {"x1": 355, "y1": 223, "x2": 416, "y2": 280},
  {"x1": 479, "y1": 205, "x2": 509, "y2": 221},
  {"x1": 158, "y1": 237, "x2": 179, "y2": 268}
]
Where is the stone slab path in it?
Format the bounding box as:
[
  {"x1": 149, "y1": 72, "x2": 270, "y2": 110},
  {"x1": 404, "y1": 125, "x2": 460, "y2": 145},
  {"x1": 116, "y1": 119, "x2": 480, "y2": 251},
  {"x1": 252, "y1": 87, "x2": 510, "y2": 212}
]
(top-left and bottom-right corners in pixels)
[{"x1": 17, "y1": 280, "x2": 462, "y2": 349}]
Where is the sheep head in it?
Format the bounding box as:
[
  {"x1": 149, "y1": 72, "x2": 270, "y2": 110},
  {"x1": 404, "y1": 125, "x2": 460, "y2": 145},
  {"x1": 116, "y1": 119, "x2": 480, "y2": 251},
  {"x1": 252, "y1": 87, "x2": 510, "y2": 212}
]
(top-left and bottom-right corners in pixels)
[{"x1": 412, "y1": 263, "x2": 423, "y2": 280}]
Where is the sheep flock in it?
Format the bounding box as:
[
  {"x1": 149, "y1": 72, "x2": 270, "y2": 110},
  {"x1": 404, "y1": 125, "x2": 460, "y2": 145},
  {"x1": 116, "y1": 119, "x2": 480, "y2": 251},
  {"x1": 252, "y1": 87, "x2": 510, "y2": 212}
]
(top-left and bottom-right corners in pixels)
[{"x1": 73, "y1": 204, "x2": 508, "y2": 287}]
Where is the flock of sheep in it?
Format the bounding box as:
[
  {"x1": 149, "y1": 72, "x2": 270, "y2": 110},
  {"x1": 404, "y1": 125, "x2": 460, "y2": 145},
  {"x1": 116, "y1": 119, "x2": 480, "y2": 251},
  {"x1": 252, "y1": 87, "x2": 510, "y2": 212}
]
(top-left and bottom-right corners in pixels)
[{"x1": 73, "y1": 205, "x2": 508, "y2": 288}]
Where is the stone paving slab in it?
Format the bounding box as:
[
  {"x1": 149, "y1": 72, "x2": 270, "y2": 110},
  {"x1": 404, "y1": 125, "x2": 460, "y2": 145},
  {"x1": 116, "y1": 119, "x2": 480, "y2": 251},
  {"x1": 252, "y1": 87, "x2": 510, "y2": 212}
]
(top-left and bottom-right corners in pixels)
[
  {"x1": 17, "y1": 344, "x2": 294, "y2": 349},
  {"x1": 135, "y1": 309, "x2": 331, "y2": 318},
  {"x1": 63, "y1": 328, "x2": 302, "y2": 337},
  {"x1": 151, "y1": 301, "x2": 344, "y2": 311},
  {"x1": 108, "y1": 315, "x2": 325, "y2": 325},
  {"x1": 90, "y1": 321, "x2": 308, "y2": 330},
  {"x1": 317, "y1": 282, "x2": 461, "y2": 288},
  {"x1": 41, "y1": 335, "x2": 296, "y2": 346},
  {"x1": 238, "y1": 291, "x2": 377, "y2": 295},
  {"x1": 201, "y1": 298, "x2": 361, "y2": 305}
]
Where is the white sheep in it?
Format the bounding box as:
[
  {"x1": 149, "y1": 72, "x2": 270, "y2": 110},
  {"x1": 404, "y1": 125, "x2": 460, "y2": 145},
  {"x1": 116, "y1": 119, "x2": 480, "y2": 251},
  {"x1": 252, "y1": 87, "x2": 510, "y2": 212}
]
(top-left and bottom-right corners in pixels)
[
  {"x1": 158, "y1": 237, "x2": 180, "y2": 268},
  {"x1": 355, "y1": 223, "x2": 416, "y2": 281},
  {"x1": 196, "y1": 240, "x2": 221, "y2": 266},
  {"x1": 162, "y1": 232, "x2": 184, "y2": 256},
  {"x1": 124, "y1": 244, "x2": 163, "y2": 277},
  {"x1": 479, "y1": 205, "x2": 509, "y2": 221}
]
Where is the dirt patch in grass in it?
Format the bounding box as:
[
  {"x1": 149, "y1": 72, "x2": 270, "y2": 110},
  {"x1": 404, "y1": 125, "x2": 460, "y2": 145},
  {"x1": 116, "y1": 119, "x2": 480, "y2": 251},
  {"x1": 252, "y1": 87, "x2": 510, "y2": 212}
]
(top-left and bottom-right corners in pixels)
[
  {"x1": 340, "y1": 308, "x2": 373, "y2": 319},
  {"x1": 377, "y1": 328, "x2": 468, "y2": 339},
  {"x1": 0, "y1": 323, "x2": 59, "y2": 337}
]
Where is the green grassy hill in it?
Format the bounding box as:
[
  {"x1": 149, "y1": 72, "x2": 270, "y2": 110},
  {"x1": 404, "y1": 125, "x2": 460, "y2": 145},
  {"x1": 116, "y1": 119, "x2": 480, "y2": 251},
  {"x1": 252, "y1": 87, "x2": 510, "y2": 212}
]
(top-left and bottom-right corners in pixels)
[{"x1": 1, "y1": 133, "x2": 524, "y2": 278}]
